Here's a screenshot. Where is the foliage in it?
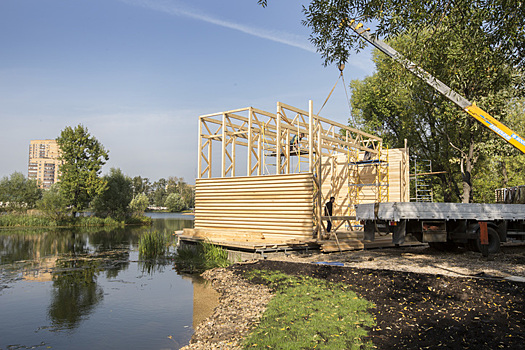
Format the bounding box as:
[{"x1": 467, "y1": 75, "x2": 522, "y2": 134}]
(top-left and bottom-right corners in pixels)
[
  {"x1": 300, "y1": 0, "x2": 525, "y2": 76},
  {"x1": 129, "y1": 193, "x2": 150, "y2": 215},
  {"x1": 472, "y1": 98, "x2": 525, "y2": 202},
  {"x1": 0, "y1": 172, "x2": 42, "y2": 211},
  {"x1": 242, "y1": 269, "x2": 375, "y2": 349},
  {"x1": 174, "y1": 240, "x2": 231, "y2": 273},
  {"x1": 56, "y1": 124, "x2": 109, "y2": 216},
  {"x1": 0, "y1": 213, "x2": 124, "y2": 228},
  {"x1": 37, "y1": 184, "x2": 69, "y2": 221},
  {"x1": 0, "y1": 213, "x2": 57, "y2": 227},
  {"x1": 144, "y1": 176, "x2": 194, "y2": 209},
  {"x1": 131, "y1": 175, "x2": 151, "y2": 197},
  {"x1": 349, "y1": 29, "x2": 520, "y2": 202},
  {"x1": 91, "y1": 168, "x2": 133, "y2": 219},
  {"x1": 138, "y1": 231, "x2": 168, "y2": 259},
  {"x1": 164, "y1": 193, "x2": 186, "y2": 212}
]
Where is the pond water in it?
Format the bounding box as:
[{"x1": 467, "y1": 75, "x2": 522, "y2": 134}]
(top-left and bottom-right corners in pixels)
[{"x1": 0, "y1": 213, "x2": 217, "y2": 350}]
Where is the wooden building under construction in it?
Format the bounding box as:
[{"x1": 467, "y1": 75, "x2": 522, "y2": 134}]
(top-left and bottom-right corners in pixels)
[{"x1": 180, "y1": 101, "x2": 410, "y2": 252}]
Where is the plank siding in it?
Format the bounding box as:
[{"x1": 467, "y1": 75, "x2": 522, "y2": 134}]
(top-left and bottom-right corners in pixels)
[{"x1": 194, "y1": 173, "x2": 314, "y2": 243}]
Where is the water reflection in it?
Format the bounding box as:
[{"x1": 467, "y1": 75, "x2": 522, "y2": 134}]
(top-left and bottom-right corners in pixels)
[
  {"x1": 49, "y1": 256, "x2": 104, "y2": 331},
  {"x1": 0, "y1": 214, "x2": 211, "y2": 350}
]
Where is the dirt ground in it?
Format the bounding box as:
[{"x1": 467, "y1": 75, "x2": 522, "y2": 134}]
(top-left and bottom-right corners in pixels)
[{"x1": 183, "y1": 244, "x2": 525, "y2": 350}]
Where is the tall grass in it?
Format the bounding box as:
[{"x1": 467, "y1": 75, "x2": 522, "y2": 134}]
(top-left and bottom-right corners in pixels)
[
  {"x1": 174, "y1": 240, "x2": 231, "y2": 273},
  {"x1": 243, "y1": 270, "x2": 376, "y2": 349},
  {"x1": 138, "y1": 231, "x2": 168, "y2": 259},
  {"x1": 0, "y1": 213, "x2": 57, "y2": 227},
  {"x1": 0, "y1": 212, "x2": 150, "y2": 228}
]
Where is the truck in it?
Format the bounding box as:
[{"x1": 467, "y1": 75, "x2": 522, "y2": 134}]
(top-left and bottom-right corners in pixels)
[
  {"x1": 356, "y1": 202, "x2": 525, "y2": 254},
  {"x1": 347, "y1": 22, "x2": 525, "y2": 254}
]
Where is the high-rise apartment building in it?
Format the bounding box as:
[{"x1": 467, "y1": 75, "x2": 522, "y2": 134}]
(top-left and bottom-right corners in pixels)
[{"x1": 28, "y1": 140, "x2": 61, "y2": 189}]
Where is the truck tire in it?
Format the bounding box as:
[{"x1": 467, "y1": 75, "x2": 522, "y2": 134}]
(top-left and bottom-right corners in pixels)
[{"x1": 473, "y1": 227, "x2": 501, "y2": 254}]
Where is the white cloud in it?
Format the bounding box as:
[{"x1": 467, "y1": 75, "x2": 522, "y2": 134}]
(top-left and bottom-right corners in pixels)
[{"x1": 118, "y1": 0, "x2": 316, "y2": 53}]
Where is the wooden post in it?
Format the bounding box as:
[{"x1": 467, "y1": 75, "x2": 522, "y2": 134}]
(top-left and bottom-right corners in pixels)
[
  {"x1": 197, "y1": 117, "x2": 202, "y2": 179},
  {"x1": 208, "y1": 138, "x2": 212, "y2": 179},
  {"x1": 247, "y1": 108, "x2": 253, "y2": 176},
  {"x1": 257, "y1": 129, "x2": 262, "y2": 176},
  {"x1": 221, "y1": 113, "x2": 226, "y2": 177},
  {"x1": 309, "y1": 100, "x2": 313, "y2": 172},
  {"x1": 276, "y1": 105, "x2": 281, "y2": 174},
  {"x1": 317, "y1": 125, "x2": 323, "y2": 240}
]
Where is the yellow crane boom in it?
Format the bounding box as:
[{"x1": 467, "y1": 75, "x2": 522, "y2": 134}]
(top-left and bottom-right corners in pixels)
[{"x1": 348, "y1": 21, "x2": 525, "y2": 154}]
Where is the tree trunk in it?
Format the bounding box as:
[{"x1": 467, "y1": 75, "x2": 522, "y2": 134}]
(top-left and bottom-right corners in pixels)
[
  {"x1": 461, "y1": 142, "x2": 476, "y2": 203},
  {"x1": 501, "y1": 160, "x2": 509, "y2": 187}
]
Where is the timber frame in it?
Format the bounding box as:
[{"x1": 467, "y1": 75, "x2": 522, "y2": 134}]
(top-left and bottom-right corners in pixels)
[{"x1": 189, "y1": 101, "x2": 409, "y2": 250}]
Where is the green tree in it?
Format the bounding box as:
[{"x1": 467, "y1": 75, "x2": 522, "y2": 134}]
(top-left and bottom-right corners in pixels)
[
  {"x1": 164, "y1": 193, "x2": 186, "y2": 212},
  {"x1": 0, "y1": 172, "x2": 42, "y2": 211},
  {"x1": 91, "y1": 168, "x2": 133, "y2": 219},
  {"x1": 132, "y1": 176, "x2": 151, "y2": 197},
  {"x1": 56, "y1": 124, "x2": 109, "y2": 216},
  {"x1": 129, "y1": 193, "x2": 150, "y2": 215},
  {"x1": 37, "y1": 184, "x2": 68, "y2": 221},
  {"x1": 149, "y1": 178, "x2": 168, "y2": 207},
  {"x1": 298, "y1": 0, "x2": 525, "y2": 75},
  {"x1": 350, "y1": 29, "x2": 519, "y2": 202}
]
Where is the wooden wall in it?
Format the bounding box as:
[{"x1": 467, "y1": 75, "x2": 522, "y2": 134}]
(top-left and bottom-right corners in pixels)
[
  {"x1": 194, "y1": 173, "x2": 314, "y2": 243},
  {"x1": 321, "y1": 148, "x2": 409, "y2": 216}
]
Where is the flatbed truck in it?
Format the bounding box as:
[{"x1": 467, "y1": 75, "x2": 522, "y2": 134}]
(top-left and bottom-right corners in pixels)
[{"x1": 356, "y1": 202, "x2": 525, "y2": 254}]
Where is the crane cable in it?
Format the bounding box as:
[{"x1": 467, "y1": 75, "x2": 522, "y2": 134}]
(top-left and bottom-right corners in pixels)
[{"x1": 317, "y1": 63, "x2": 357, "y2": 128}]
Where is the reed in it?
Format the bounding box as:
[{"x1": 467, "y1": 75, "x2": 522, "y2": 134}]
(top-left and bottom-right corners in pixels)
[
  {"x1": 174, "y1": 240, "x2": 231, "y2": 273},
  {"x1": 138, "y1": 231, "x2": 168, "y2": 259}
]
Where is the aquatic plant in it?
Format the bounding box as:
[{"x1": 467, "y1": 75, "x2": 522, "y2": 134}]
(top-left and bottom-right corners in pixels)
[
  {"x1": 138, "y1": 231, "x2": 168, "y2": 259},
  {"x1": 174, "y1": 240, "x2": 231, "y2": 273}
]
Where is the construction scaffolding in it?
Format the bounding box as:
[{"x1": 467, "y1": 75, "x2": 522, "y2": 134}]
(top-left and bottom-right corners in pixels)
[{"x1": 192, "y1": 101, "x2": 409, "y2": 249}]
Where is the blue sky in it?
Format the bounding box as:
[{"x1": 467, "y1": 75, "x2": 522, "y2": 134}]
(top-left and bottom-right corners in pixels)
[{"x1": 0, "y1": 0, "x2": 374, "y2": 184}]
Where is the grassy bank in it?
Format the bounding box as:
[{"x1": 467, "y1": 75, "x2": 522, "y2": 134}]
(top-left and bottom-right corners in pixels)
[
  {"x1": 242, "y1": 269, "x2": 376, "y2": 349},
  {"x1": 0, "y1": 213, "x2": 152, "y2": 228},
  {"x1": 174, "y1": 240, "x2": 231, "y2": 273}
]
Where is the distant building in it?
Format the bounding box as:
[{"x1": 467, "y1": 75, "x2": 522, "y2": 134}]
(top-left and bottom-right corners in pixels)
[{"x1": 28, "y1": 139, "x2": 61, "y2": 189}]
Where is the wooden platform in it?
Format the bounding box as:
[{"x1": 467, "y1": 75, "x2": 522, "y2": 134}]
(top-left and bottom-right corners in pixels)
[{"x1": 178, "y1": 228, "x2": 421, "y2": 254}]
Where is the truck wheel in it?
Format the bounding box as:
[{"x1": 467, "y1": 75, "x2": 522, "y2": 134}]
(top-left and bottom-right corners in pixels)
[{"x1": 474, "y1": 227, "x2": 501, "y2": 254}]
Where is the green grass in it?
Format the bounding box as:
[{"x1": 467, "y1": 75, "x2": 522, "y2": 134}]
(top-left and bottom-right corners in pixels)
[
  {"x1": 138, "y1": 231, "x2": 169, "y2": 259},
  {"x1": 0, "y1": 212, "x2": 151, "y2": 228},
  {"x1": 243, "y1": 270, "x2": 376, "y2": 350},
  {"x1": 174, "y1": 240, "x2": 231, "y2": 273}
]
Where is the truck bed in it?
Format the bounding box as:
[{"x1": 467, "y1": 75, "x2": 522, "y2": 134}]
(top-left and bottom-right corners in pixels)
[{"x1": 356, "y1": 202, "x2": 525, "y2": 221}]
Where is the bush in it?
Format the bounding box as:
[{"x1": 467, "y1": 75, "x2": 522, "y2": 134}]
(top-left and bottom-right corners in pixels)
[
  {"x1": 129, "y1": 193, "x2": 149, "y2": 215},
  {"x1": 37, "y1": 184, "x2": 69, "y2": 221}
]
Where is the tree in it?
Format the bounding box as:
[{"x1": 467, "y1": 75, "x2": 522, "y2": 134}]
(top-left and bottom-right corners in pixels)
[
  {"x1": 132, "y1": 176, "x2": 151, "y2": 197},
  {"x1": 149, "y1": 178, "x2": 168, "y2": 207},
  {"x1": 129, "y1": 193, "x2": 149, "y2": 215},
  {"x1": 91, "y1": 168, "x2": 133, "y2": 219},
  {"x1": 164, "y1": 193, "x2": 186, "y2": 213},
  {"x1": 0, "y1": 172, "x2": 42, "y2": 211},
  {"x1": 56, "y1": 124, "x2": 109, "y2": 216},
  {"x1": 299, "y1": 0, "x2": 525, "y2": 75},
  {"x1": 37, "y1": 184, "x2": 69, "y2": 221},
  {"x1": 350, "y1": 30, "x2": 519, "y2": 202}
]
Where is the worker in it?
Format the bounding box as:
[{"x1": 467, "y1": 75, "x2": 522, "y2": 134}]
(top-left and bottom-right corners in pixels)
[
  {"x1": 324, "y1": 196, "x2": 335, "y2": 233},
  {"x1": 290, "y1": 133, "x2": 305, "y2": 152}
]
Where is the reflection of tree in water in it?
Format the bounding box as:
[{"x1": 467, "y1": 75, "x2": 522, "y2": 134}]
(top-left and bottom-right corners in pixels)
[
  {"x1": 0, "y1": 229, "x2": 89, "y2": 264},
  {"x1": 48, "y1": 258, "x2": 104, "y2": 331}
]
